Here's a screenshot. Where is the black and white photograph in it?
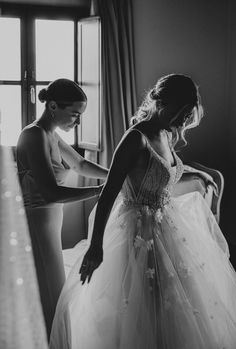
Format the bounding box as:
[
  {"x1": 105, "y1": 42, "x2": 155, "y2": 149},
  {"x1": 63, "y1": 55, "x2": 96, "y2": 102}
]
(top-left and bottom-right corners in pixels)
[{"x1": 1, "y1": 0, "x2": 236, "y2": 348}]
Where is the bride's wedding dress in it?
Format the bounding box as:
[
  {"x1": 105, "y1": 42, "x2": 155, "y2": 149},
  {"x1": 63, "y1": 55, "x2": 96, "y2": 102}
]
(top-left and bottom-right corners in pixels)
[{"x1": 50, "y1": 133, "x2": 236, "y2": 349}]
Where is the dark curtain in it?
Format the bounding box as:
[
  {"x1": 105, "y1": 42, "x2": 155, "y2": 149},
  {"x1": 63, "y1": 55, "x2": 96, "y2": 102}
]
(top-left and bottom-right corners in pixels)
[{"x1": 97, "y1": 0, "x2": 137, "y2": 167}]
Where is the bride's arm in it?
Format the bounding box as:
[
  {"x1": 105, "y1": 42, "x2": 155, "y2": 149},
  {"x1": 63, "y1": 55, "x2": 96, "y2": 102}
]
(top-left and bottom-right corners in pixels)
[{"x1": 79, "y1": 130, "x2": 145, "y2": 284}]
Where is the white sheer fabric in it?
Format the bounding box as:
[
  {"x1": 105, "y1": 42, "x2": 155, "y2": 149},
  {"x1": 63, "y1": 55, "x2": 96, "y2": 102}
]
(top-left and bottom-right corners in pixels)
[
  {"x1": 51, "y1": 192, "x2": 236, "y2": 349},
  {"x1": 0, "y1": 146, "x2": 48, "y2": 348},
  {"x1": 50, "y1": 130, "x2": 236, "y2": 348}
]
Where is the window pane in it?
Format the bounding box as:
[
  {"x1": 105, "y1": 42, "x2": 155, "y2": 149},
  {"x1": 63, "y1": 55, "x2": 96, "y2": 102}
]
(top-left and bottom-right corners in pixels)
[
  {"x1": 0, "y1": 86, "x2": 21, "y2": 146},
  {"x1": 36, "y1": 85, "x2": 74, "y2": 145},
  {"x1": 78, "y1": 21, "x2": 99, "y2": 84},
  {"x1": 0, "y1": 18, "x2": 21, "y2": 80},
  {"x1": 77, "y1": 18, "x2": 101, "y2": 150},
  {"x1": 80, "y1": 85, "x2": 99, "y2": 146},
  {"x1": 35, "y1": 20, "x2": 74, "y2": 81}
]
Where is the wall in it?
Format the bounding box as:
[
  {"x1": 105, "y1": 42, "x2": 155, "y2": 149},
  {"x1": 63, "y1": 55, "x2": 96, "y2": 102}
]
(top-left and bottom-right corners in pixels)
[
  {"x1": 225, "y1": 0, "x2": 236, "y2": 264},
  {"x1": 228, "y1": 2, "x2": 236, "y2": 164},
  {"x1": 132, "y1": 0, "x2": 235, "y2": 241}
]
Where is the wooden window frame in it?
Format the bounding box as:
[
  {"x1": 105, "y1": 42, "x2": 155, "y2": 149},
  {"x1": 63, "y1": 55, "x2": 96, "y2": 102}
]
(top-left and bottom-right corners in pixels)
[
  {"x1": 77, "y1": 16, "x2": 102, "y2": 151},
  {"x1": 0, "y1": 3, "x2": 89, "y2": 151}
]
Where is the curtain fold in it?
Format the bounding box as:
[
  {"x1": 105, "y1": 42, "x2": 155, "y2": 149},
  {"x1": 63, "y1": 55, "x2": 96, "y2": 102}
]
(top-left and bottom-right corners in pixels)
[{"x1": 97, "y1": 0, "x2": 137, "y2": 167}]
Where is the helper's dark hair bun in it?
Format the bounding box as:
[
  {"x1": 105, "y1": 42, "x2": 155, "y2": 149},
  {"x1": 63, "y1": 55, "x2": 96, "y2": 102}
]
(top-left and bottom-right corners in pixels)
[{"x1": 38, "y1": 88, "x2": 48, "y2": 103}]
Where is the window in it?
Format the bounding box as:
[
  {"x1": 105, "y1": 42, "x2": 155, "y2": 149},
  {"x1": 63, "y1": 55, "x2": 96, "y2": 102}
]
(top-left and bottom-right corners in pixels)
[
  {"x1": 0, "y1": 17, "x2": 21, "y2": 146},
  {"x1": 0, "y1": 4, "x2": 101, "y2": 150}
]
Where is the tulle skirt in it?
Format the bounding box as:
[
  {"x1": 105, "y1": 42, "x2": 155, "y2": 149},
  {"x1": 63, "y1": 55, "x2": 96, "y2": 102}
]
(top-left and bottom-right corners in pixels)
[{"x1": 50, "y1": 192, "x2": 236, "y2": 349}]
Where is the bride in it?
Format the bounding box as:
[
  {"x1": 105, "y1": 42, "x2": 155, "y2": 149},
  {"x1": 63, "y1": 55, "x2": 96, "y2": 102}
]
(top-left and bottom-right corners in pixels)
[{"x1": 50, "y1": 74, "x2": 236, "y2": 349}]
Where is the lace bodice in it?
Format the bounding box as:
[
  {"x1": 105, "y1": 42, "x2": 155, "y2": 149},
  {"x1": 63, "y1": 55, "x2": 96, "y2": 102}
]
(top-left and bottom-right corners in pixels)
[{"x1": 121, "y1": 130, "x2": 184, "y2": 210}]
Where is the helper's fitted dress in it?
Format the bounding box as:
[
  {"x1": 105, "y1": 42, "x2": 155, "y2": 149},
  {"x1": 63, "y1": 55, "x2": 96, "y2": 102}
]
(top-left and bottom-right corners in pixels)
[
  {"x1": 17, "y1": 128, "x2": 70, "y2": 337},
  {"x1": 50, "y1": 131, "x2": 236, "y2": 349}
]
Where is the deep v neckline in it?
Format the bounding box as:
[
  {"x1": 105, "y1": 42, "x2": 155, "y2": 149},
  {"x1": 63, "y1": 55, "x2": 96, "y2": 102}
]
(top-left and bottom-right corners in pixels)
[{"x1": 147, "y1": 141, "x2": 177, "y2": 169}]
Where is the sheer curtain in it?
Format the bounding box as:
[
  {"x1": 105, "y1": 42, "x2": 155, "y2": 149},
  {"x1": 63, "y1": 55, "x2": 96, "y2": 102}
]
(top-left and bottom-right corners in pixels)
[{"x1": 0, "y1": 146, "x2": 48, "y2": 348}]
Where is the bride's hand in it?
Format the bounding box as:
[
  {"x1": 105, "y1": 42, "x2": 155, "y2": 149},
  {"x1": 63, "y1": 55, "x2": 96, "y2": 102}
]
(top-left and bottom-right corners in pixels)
[{"x1": 79, "y1": 242, "x2": 103, "y2": 284}]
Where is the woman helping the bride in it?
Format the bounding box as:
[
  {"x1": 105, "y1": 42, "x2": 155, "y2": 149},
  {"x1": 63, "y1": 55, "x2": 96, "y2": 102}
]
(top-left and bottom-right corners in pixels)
[{"x1": 50, "y1": 73, "x2": 236, "y2": 349}]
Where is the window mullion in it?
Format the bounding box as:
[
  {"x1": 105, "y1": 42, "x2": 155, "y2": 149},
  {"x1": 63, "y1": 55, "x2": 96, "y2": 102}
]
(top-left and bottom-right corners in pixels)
[
  {"x1": 25, "y1": 14, "x2": 36, "y2": 126},
  {"x1": 21, "y1": 14, "x2": 28, "y2": 129}
]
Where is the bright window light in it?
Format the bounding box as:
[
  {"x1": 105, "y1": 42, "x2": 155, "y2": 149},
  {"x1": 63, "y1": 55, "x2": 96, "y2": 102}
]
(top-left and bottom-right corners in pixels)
[
  {"x1": 0, "y1": 18, "x2": 21, "y2": 80},
  {"x1": 0, "y1": 86, "x2": 21, "y2": 146},
  {"x1": 35, "y1": 19, "x2": 74, "y2": 81}
]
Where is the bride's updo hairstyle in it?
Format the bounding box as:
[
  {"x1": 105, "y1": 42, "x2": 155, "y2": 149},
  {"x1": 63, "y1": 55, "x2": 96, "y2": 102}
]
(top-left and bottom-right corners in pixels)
[
  {"x1": 38, "y1": 78, "x2": 87, "y2": 109},
  {"x1": 131, "y1": 73, "x2": 203, "y2": 147}
]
